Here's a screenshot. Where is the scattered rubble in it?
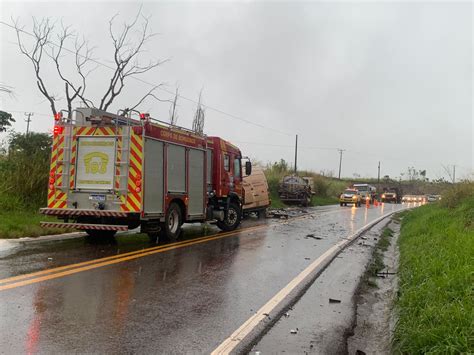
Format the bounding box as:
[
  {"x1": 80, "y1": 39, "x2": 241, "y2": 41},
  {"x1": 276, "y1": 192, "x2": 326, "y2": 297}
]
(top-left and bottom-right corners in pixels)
[
  {"x1": 267, "y1": 207, "x2": 310, "y2": 219},
  {"x1": 305, "y1": 234, "x2": 323, "y2": 240}
]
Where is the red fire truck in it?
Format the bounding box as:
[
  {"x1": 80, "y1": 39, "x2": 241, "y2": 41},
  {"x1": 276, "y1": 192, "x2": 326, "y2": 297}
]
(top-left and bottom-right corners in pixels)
[{"x1": 40, "y1": 108, "x2": 252, "y2": 242}]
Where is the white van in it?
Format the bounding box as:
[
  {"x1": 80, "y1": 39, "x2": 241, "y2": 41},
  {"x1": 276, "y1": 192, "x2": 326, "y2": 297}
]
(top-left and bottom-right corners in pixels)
[{"x1": 242, "y1": 166, "x2": 271, "y2": 217}]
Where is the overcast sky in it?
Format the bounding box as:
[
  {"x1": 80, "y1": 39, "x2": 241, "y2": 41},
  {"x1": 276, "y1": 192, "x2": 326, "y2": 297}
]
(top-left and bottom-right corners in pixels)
[{"x1": 0, "y1": 0, "x2": 472, "y2": 180}]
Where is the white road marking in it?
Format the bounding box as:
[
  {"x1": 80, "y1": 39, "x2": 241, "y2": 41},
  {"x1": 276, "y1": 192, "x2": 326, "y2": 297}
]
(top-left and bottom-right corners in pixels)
[{"x1": 212, "y1": 209, "x2": 404, "y2": 354}]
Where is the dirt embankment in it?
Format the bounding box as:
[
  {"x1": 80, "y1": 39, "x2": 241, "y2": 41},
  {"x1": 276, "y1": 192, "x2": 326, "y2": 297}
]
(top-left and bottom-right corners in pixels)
[{"x1": 347, "y1": 219, "x2": 401, "y2": 354}]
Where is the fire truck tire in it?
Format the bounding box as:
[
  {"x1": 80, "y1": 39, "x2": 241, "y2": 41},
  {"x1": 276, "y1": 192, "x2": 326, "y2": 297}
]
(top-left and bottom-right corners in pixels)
[
  {"x1": 161, "y1": 202, "x2": 182, "y2": 242},
  {"x1": 217, "y1": 202, "x2": 242, "y2": 231}
]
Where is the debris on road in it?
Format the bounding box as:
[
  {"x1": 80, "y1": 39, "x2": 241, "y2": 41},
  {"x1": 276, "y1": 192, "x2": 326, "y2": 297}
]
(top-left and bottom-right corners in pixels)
[
  {"x1": 329, "y1": 298, "x2": 341, "y2": 303},
  {"x1": 290, "y1": 328, "x2": 298, "y2": 334},
  {"x1": 268, "y1": 207, "x2": 310, "y2": 219},
  {"x1": 305, "y1": 234, "x2": 322, "y2": 240}
]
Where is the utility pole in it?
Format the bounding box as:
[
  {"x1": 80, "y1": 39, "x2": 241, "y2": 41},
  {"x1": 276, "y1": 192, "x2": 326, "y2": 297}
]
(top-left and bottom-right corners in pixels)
[
  {"x1": 378, "y1": 161, "x2": 381, "y2": 184},
  {"x1": 337, "y1": 149, "x2": 345, "y2": 179},
  {"x1": 294, "y1": 134, "x2": 298, "y2": 174},
  {"x1": 24, "y1": 112, "x2": 33, "y2": 135},
  {"x1": 453, "y1": 165, "x2": 456, "y2": 184}
]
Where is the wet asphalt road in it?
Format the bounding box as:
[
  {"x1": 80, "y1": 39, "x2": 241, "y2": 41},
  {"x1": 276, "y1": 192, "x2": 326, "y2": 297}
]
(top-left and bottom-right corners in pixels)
[{"x1": 0, "y1": 203, "x2": 413, "y2": 354}]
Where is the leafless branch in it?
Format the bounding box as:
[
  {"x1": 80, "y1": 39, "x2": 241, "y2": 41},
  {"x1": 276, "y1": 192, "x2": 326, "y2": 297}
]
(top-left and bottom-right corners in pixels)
[
  {"x1": 12, "y1": 16, "x2": 57, "y2": 115},
  {"x1": 0, "y1": 83, "x2": 15, "y2": 98},
  {"x1": 169, "y1": 86, "x2": 179, "y2": 125},
  {"x1": 12, "y1": 9, "x2": 167, "y2": 116},
  {"x1": 99, "y1": 9, "x2": 166, "y2": 111},
  {"x1": 192, "y1": 89, "x2": 205, "y2": 135},
  {"x1": 128, "y1": 84, "x2": 170, "y2": 112}
]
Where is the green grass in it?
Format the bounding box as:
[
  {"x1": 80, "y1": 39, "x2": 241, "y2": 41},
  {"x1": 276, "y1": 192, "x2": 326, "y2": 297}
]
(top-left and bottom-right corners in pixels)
[
  {"x1": 394, "y1": 194, "x2": 473, "y2": 353},
  {"x1": 0, "y1": 211, "x2": 72, "y2": 239},
  {"x1": 311, "y1": 195, "x2": 339, "y2": 206},
  {"x1": 365, "y1": 226, "x2": 394, "y2": 287}
]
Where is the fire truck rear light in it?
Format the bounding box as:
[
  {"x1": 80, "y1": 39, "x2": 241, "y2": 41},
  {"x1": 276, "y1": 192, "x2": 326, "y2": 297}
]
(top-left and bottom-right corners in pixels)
[
  {"x1": 49, "y1": 177, "x2": 55, "y2": 184},
  {"x1": 50, "y1": 172, "x2": 55, "y2": 177},
  {"x1": 53, "y1": 126, "x2": 64, "y2": 135},
  {"x1": 49, "y1": 184, "x2": 54, "y2": 190},
  {"x1": 54, "y1": 113, "x2": 62, "y2": 121},
  {"x1": 139, "y1": 113, "x2": 146, "y2": 119},
  {"x1": 135, "y1": 187, "x2": 141, "y2": 193},
  {"x1": 136, "y1": 180, "x2": 142, "y2": 187}
]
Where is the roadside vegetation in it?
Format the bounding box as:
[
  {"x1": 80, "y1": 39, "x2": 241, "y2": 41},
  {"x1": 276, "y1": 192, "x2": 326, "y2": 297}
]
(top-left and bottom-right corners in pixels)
[
  {"x1": 394, "y1": 182, "x2": 473, "y2": 353},
  {"x1": 361, "y1": 226, "x2": 394, "y2": 288},
  {"x1": 0, "y1": 131, "x2": 68, "y2": 238}
]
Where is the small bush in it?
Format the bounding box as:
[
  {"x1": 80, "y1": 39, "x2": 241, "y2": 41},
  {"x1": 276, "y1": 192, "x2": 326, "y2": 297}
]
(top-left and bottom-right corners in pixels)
[
  {"x1": 0, "y1": 131, "x2": 51, "y2": 211},
  {"x1": 440, "y1": 181, "x2": 474, "y2": 209}
]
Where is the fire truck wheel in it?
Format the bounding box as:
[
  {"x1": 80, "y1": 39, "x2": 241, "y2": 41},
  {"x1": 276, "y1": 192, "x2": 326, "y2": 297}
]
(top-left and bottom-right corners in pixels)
[
  {"x1": 217, "y1": 202, "x2": 242, "y2": 231},
  {"x1": 162, "y1": 202, "x2": 182, "y2": 242}
]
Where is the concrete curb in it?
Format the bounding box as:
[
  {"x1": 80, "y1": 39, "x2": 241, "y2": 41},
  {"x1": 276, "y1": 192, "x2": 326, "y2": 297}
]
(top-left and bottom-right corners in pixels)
[
  {"x1": 2, "y1": 231, "x2": 86, "y2": 244},
  {"x1": 2, "y1": 229, "x2": 142, "y2": 244},
  {"x1": 213, "y1": 208, "x2": 409, "y2": 354}
]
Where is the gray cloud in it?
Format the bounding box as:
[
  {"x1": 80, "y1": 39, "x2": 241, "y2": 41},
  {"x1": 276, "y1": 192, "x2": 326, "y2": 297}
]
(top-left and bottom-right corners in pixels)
[{"x1": 0, "y1": 1, "x2": 472, "y2": 180}]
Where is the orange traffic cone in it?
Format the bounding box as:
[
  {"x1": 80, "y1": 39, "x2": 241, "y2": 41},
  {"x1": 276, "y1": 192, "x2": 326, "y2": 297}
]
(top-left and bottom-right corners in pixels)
[{"x1": 366, "y1": 198, "x2": 370, "y2": 208}]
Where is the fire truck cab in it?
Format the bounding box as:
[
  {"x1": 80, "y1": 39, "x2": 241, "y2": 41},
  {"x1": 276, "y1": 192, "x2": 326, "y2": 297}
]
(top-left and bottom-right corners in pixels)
[{"x1": 40, "y1": 108, "x2": 251, "y2": 242}]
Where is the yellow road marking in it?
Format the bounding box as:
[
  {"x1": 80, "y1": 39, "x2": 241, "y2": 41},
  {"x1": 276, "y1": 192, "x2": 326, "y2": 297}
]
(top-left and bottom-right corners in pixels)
[
  {"x1": 0, "y1": 208, "x2": 341, "y2": 292},
  {"x1": 0, "y1": 224, "x2": 268, "y2": 287}
]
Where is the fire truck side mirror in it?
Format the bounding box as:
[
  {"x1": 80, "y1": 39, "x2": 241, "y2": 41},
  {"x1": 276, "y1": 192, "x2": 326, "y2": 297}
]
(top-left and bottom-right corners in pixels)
[{"x1": 245, "y1": 161, "x2": 252, "y2": 176}]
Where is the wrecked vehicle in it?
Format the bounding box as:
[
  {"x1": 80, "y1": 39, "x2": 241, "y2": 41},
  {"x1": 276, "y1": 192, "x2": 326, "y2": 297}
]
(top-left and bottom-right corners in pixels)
[{"x1": 278, "y1": 175, "x2": 312, "y2": 206}]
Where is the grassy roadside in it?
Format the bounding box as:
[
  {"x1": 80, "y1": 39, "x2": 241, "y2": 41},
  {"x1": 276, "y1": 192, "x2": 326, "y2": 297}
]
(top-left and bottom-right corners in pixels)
[
  {"x1": 394, "y1": 190, "x2": 473, "y2": 353},
  {"x1": 363, "y1": 226, "x2": 394, "y2": 287},
  {"x1": 0, "y1": 211, "x2": 72, "y2": 239}
]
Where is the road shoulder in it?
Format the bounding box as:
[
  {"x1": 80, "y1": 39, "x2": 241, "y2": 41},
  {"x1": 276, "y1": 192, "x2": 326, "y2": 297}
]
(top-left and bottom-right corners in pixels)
[
  {"x1": 250, "y1": 218, "x2": 392, "y2": 354},
  {"x1": 347, "y1": 220, "x2": 400, "y2": 354}
]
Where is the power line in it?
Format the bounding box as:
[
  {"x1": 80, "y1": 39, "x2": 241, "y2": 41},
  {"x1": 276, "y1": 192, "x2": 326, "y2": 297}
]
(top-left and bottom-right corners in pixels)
[
  {"x1": 0, "y1": 20, "x2": 292, "y2": 137},
  {"x1": 233, "y1": 140, "x2": 339, "y2": 151}
]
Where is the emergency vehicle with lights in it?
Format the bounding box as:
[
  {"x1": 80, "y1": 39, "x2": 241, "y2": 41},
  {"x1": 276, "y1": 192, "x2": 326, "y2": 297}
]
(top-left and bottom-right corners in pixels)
[
  {"x1": 339, "y1": 188, "x2": 362, "y2": 207},
  {"x1": 40, "y1": 108, "x2": 252, "y2": 242}
]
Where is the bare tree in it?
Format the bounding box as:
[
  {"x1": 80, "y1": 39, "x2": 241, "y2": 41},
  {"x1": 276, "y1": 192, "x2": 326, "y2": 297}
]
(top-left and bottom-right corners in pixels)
[
  {"x1": 169, "y1": 86, "x2": 179, "y2": 125},
  {"x1": 442, "y1": 164, "x2": 455, "y2": 183},
  {"x1": 12, "y1": 9, "x2": 167, "y2": 118},
  {"x1": 192, "y1": 90, "x2": 205, "y2": 135}
]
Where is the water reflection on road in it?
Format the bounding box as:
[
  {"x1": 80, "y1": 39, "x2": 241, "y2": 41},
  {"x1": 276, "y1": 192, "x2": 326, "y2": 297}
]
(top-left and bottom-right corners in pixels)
[{"x1": 0, "y1": 204, "x2": 414, "y2": 354}]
